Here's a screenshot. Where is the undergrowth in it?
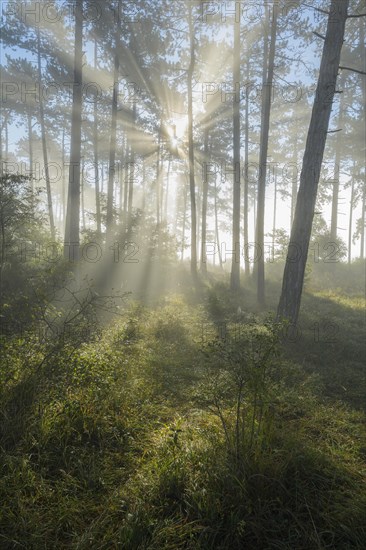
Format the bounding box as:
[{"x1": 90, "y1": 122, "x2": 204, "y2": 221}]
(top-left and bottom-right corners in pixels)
[{"x1": 0, "y1": 291, "x2": 365, "y2": 549}]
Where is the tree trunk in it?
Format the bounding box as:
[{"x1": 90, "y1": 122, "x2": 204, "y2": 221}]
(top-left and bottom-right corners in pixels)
[
  {"x1": 101, "y1": 163, "x2": 104, "y2": 194},
  {"x1": 348, "y1": 167, "x2": 355, "y2": 265},
  {"x1": 361, "y1": 184, "x2": 365, "y2": 260},
  {"x1": 37, "y1": 27, "x2": 55, "y2": 240},
  {"x1": 330, "y1": 74, "x2": 345, "y2": 242},
  {"x1": 214, "y1": 174, "x2": 223, "y2": 269},
  {"x1": 277, "y1": 0, "x2": 349, "y2": 325},
  {"x1": 123, "y1": 146, "x2": 129, "y2": 233},
  {"x1": 290, "y1": 121, "x2": 298, "y2": 226},
  {"x1": 359, "y1": 17, "x2": 366, "y2": 260},
  {"x1": 81, "y1": 158, "x2": 86, "y2": 231},
  {"x1": 181, "y1": 176, "x2": 188, "y2": 262},
  {"x1": 62, "y1": 126, "x2": 66, "y2": 225},
  {"x1": 164, "y1": 156, "x2": 171, "y2": 222},
  {"x1": 141, "y1": 157, "x2": 146, "y2": 213},
  {"x1": 187, "y1": 5, "x2": 197, "y2": 280},
  {"x1": 156, "y1": 124, "x2": 161, "y2": 226},
  {"x1": 200, "y1": 126, "x2": 209, "y2": 275},
  {"x1": 127, "y1": 103, "x2": 136, "y2": 230},
  {"x1": 243, "y1": 56, "x2": 250, "y2": 275},
  {"x1": 272, "y1": 171, "x2": 277, "y2": 252},
  {"x1": 64, "y1": 0, "x2": 83, "y2": 261},
  {"x1": 93, "y1": 38, "x2": 101, "y2": 237},
  {"x1": 0, "y1": 116, "x2": 3, "y2": 177},
  {"x1": 230, "y1": 3, "x2": 241, "y2": 290},
  {"x1": 255, "y1": 0, "x2": 278, "y2": 306},
  {"x1": 27, "y1": 109, "x2": 34, "y2": 201},
  {"x1": 119, "y1": 135, "x2": 126, "y2": 215},
  {"x1": 106, "y1": 10, "x2": 121, "y2": 238}
]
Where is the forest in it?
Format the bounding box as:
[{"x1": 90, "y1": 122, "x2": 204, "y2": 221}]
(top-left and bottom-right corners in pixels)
[{"x1": 0, "y1": 0, "x2": 366, "y2": 548}]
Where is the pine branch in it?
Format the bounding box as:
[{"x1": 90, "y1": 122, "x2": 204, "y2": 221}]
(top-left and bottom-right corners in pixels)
[
  {"x1": 339, "y1": 65, "x2": 366, "y2": 76},
  {"x1": 303, "y1": 3, "x2": 329, "y2": 16}
]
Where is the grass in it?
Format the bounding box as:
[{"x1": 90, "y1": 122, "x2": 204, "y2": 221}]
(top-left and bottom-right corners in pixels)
[{"x1": 0, "y1": 276, "x2": 366, "y2": 549}]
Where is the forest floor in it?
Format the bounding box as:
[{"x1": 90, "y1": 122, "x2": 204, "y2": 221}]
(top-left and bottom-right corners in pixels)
[{"x1": 1, "y1": 277, "x2": 366, "y2": 549}]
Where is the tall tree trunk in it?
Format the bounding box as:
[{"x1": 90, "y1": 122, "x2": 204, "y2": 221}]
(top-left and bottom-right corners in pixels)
[
  {"x1": 214, "y1": 175, "x2": 223, "y2": 269},
  {"x1": 119, "y1": 135, "x2": 126, "y2": 215},
  {"x1": 81, "y1": 158, "x2": 86, "y2": 231},
  {"x1": 106, "y1": 8, "x2": 121, "y2": 238},
  {"x1": 93, "y1": 38, "x2": 101, "y2": 237},
  {"x1": 200, "y1": 126, "x2": 209, "y2": 275},
  {"x1": 62, "y1": 126, "x2": 66, "y2": 225},
  {"x1": 290, "y1": 120, "x2": 298, "y2": 225},
  {"x1": 5, "y1": 116, "x2": 8, "y2": 159},
  {"x1": 196, "y1": 173, "x2": 201, "y2": 261},
  {"x1": 37, "y1": 27, "x2": 55, "y2": 240},
  {"x1": 253, "y1": 195, "x2": 256, "y2": 243},
  {"x1": 348, "y1": 166, "x2": 355, "y2": 265},
  {"x1": 181, "y1": 176, "x2": 188, "y2": 262},
  {"x1": 164, "y1": 156, "x2": 171, "y2": 222},
  {"x1": 156, "y1": 124, "x2": 161, "y2": 226},
  {"x1": 230, "y1": 3, "x2": 241, "y2": 290},
  {"x1": 255, "y1": 0, "x2": 278, "y2": 306},
  {"x1": 187, "y1": 5, "x2": 197, "y2": 280},
  {"x1": 277, "y1": 0, "x2": 349, "y2": 325},
  {"x1": 27, "y1": 110, "x2": 33, "y2": 179},
  {"x1": 272, "y1": 171, "x2": 277, "y2": 252},
  {"x1": 141, "y1": 157, "x2": 146, "y2": 213},
  {"x1": 100, "y1": 163, "x2": 104, "y2": 195},
  {"x1": 27, "y1": 108, "x2": 34, "y2": 202},
  {"x1": 123, "y1": 146, "x2": 129, "y2": 233},
  {"x1": 361, "y1": 184, "x2": 365, "y2": 260},
  {"x1": 0, "y1": 117, "x2": 3, "y2": 177},
  {"x1": 330, "y1": 74, "x2": 345, "y2": 242},
  {"x1": 64, "y1": 0, "x2": 83, "y2": 261},
  {"x1": 127, "y1": 102, "x2": 136, "y2": 230},
  {"x1": 243, "y1": 56, "x2": 250, "y2": 275},
  {"x1": 359, "y1": 17, "x2": 366, "y2": 260}
]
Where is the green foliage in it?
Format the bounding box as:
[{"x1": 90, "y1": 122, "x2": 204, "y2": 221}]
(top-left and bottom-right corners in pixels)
[
  {"x1": 1, "y1": 289, "x2": 365, "y2": 548},
  {"x1": 0, "y1": 173, "x2": 69, "y2": 333},
  {"x1": 196, "y1": 318, "x2": 282, "y2": 466}
]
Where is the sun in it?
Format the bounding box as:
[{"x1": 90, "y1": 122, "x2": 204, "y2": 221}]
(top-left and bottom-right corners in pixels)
[{"x1": 168, "y1": 116, "x2": 187, "y2": 140}]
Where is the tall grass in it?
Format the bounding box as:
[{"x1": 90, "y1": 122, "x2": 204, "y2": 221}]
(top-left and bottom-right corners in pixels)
[{"x1": 1, "y1": 292, "x2": 365, "y2": 548}]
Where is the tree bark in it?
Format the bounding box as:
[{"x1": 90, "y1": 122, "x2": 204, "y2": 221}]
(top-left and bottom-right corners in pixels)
[
  {"x1": 187, "y1": 5, "x2": 198, "y2": 280},
  {"x1": 181, "y1": 176, "x2": 188, "y2": 262},
  {"x1": 348, "y1": 165, "x2": 355, "y2": 264},
  {"x1": 127, "y1": 102, "x2": 136, "y2": 230},
  {"x1": 230, "y1": 3, "x2": 241, "y2": 290},
  {"x1": 277, "y1": 0, "x2": 349, "y2": 325},
  {"x1": 37, "y1": 27, "x2": 55, "y2": 240},
  {"x1": 214, "y1": 174, "x2": 223, "y2": 269},
  {"x1": 272, "y1": 171, "x2": 277, "y2": 252},
  {"x1": 106, "y1": 7, "x2": 121, "y2": 238},
  {"x1": 255, "y1": 0, "x2": 278, "y2": 306},
  {"x1": 243, "y1": 56, "x2": 250, "y2": 276},
  {"x1": 93, "y1": 38, "x2": 101, "y2": 237},
  {"x1": 81, "y1": 158, "x2": 86, "y2": 231},
  {"x1": 359, "y1": 17, "x2": 366, "y2": 260},
  {"x1": 200, "y1": 126, "x2": 209, "y2": 275},
  {"x1": 27, "y1": 108, "x2": 34, "y2": 199},
  {"x1": 164, "y1": 156, "x2": 171, "y2": 223},
  {"x1": 290, "y1": 122, "x2": 298, "y2": 226},
  {"x1": 62, "y1": 126, "x2": 66, "y2": 225},
  {"x1": 361, "y1": 184, "x2": 365, "y2": 260},
  {"x1": 64, "y1": 0, "x2": 83, "y2": 261},
  {"x1": 330, "y1": 74, "x2": 345, "y2": 242},
  {"x1": 156, "y1": 123, "x2": 162, "y2": 227}
]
